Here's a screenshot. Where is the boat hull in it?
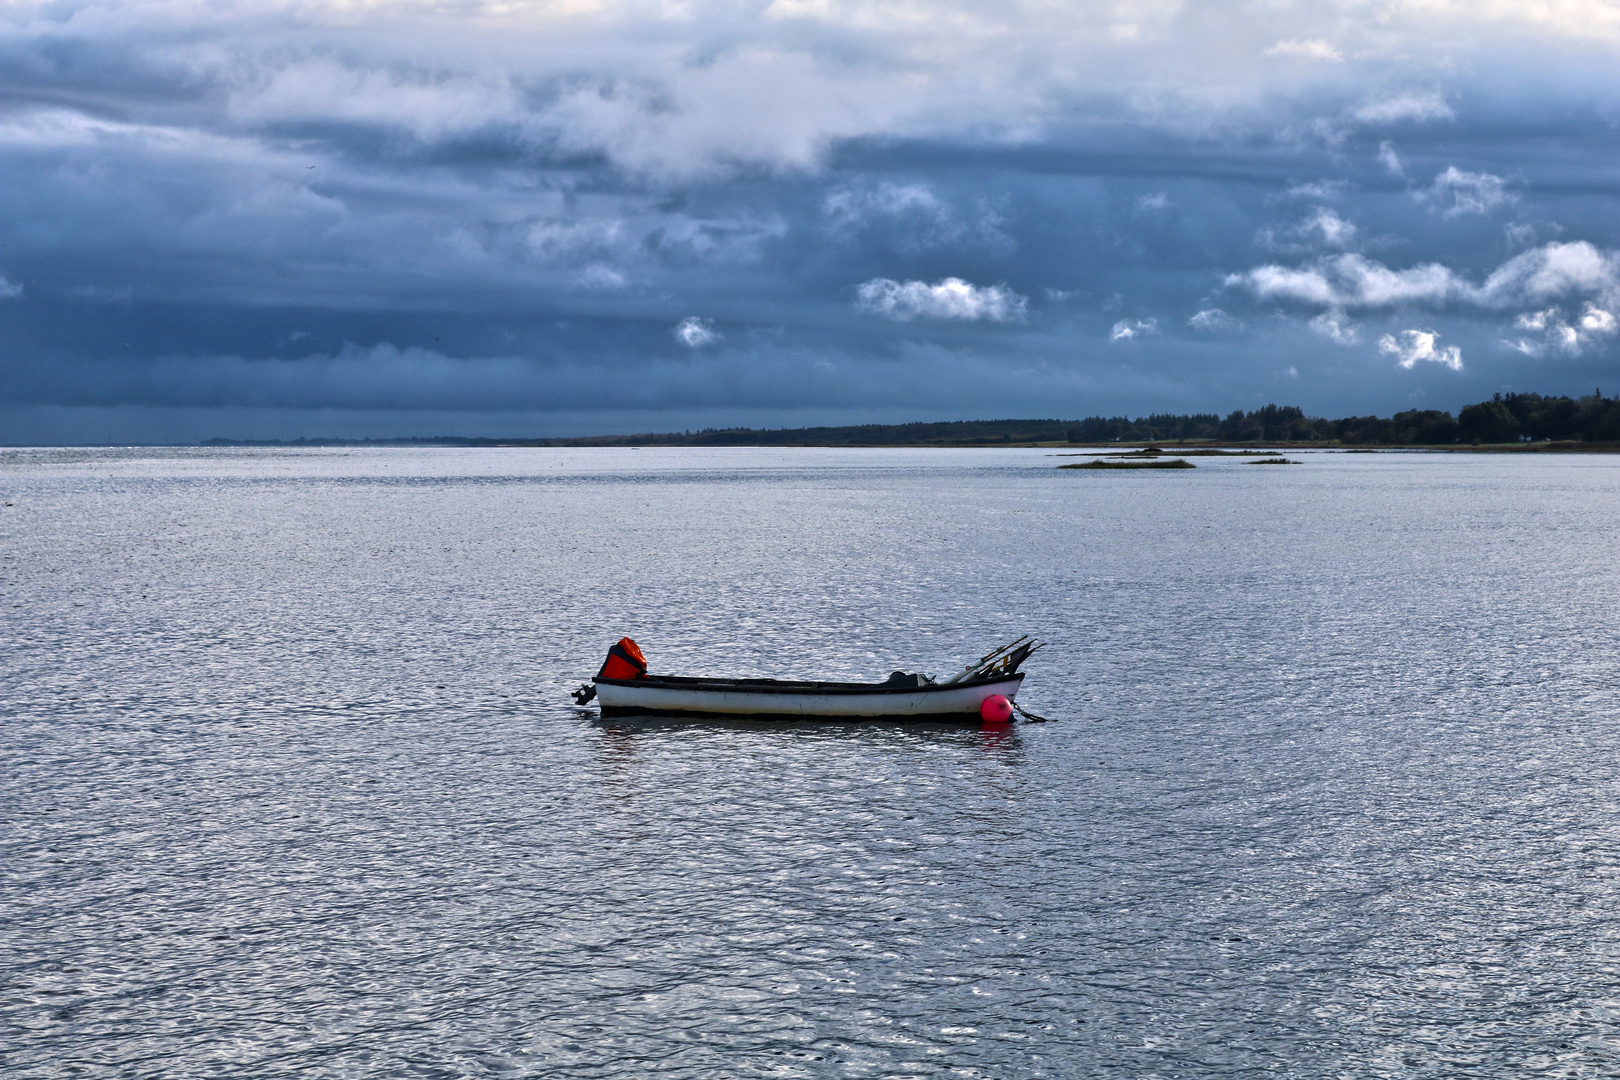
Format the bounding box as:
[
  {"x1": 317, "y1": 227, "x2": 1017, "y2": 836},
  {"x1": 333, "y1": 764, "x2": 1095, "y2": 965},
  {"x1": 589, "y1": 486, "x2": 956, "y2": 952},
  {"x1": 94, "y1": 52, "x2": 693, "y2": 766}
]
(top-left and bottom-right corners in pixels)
[{"x1": 594, "y1": 673, "x2": 1024, "y2": 720}]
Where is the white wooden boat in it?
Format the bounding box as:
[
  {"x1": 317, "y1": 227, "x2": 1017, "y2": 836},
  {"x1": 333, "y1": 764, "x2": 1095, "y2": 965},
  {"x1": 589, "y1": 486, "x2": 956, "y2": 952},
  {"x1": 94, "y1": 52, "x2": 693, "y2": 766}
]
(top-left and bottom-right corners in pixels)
[
  {"x1": 574, "y1": 637, "x2": 1043, "y2": 721},
  {"x1": 593, "y1": 671, "x2": 1026, "y2": 720}
]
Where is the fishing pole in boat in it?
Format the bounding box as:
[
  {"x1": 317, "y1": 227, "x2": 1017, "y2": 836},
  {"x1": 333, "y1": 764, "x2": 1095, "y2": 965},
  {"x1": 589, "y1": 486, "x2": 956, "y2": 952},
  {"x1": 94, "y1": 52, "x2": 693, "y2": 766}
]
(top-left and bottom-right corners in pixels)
[
  {"x1": 938, "y1": 636, "x2": 1041, "y2": 685},
  {"x1": 937, "y1": 637, "x2": 1026, "y2": 684},
  {"x1": 981, "y1": 640, "x2": 1044, "y2": 679},
  {"x1": 938, "y1": 638, "x2": 1019, "y2": 684}
]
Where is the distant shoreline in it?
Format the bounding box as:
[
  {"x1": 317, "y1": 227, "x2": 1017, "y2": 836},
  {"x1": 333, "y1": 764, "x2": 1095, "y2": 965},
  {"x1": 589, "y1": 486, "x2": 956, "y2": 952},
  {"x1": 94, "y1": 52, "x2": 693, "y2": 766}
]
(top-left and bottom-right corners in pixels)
[
  {"x1": 186, "y1": 391, "x2": 1618, "y2": 450},
  {"x1": 11, "y1": 390, "x2": 1612, "y2": 451},
  {"x1": 185, "y1": 436, "x2": 1620, "y2": 452}
]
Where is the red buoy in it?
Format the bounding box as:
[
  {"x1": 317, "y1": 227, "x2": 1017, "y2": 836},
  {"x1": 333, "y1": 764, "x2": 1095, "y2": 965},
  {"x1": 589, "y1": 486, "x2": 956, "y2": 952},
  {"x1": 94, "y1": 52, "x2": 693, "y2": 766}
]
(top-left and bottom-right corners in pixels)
[{"x1": 980, "y1": 694, "x2": 1013, "y2": 723}]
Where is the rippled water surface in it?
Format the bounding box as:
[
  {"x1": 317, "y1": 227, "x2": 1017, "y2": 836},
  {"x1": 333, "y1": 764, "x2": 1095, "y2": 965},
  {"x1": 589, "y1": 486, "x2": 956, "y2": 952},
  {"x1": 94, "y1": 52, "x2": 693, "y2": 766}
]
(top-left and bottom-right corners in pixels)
[{"x1": 4, "y1": 446, "x2": 1620, "y2": 1078}]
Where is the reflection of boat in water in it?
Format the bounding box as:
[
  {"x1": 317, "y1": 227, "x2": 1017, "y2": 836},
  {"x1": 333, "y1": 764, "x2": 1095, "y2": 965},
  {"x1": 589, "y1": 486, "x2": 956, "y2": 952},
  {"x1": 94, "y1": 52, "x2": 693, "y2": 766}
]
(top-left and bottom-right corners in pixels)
[{"x1": 572, "y1": 637, "x2": 1043, "y2": 721}]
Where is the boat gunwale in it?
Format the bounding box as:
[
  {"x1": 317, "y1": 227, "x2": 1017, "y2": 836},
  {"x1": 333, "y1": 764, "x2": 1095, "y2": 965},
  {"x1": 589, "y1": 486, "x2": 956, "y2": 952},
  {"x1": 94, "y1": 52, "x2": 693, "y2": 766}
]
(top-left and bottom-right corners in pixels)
[
  {"x1": 592, "y1": 671, "x2": 1025, "y2": 696},
  {"x1": 595, "y1": 707, "x2": 1004, "y2": 722}
]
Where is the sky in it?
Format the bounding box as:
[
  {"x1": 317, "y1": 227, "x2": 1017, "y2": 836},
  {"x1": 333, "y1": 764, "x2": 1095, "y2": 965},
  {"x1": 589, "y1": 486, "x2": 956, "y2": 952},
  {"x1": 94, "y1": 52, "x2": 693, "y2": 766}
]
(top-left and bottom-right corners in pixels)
[{"x1": 1, "y1": 0, "x2": 1618, "y2": 442}]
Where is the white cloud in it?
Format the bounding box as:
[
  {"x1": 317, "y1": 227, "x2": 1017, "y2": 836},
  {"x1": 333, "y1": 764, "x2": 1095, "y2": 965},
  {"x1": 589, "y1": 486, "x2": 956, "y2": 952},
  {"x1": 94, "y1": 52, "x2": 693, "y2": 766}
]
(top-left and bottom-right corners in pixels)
[
  {"x1": 1230, "y1": 253, "x2": 1462, "y2": 309},
  {"x1": 1110, "y1": 318, "x2": 1160, "y2": 341},
  {"x1": 1417, "y1": 166, "x2": 1513, "y2": 216},
  {"x1": 855, "y1": 277, "x2": 1027, "y2": 322},
  {"x1": 1264, "y1": 39, "x2": 1344, "y2": 62},
  {"x1": 1229, "y1": 243, "x2": 1620, "y2": 315},
  {"x1": 1581, "y1": 306, "x2": 1618, "y2": 334},
  {"x1": 0, "y1": 0, "x2": 1610, "y2": 193},
  {"x1": 1352, "y1": 90, "x2": 1455, "y2": 126},
  {"x1": 530, "y1": 53, "x2": 898, "y2": 181},
  {"x1": 230, "y1": 60, "x2": 520, "y2": 144},
  {"x1": 826, "y1": 184, "x2": 932, "y2": 222},
  {"x1": 674, "y1": 316, "x2": 721, "y2": 347},
  {"x1": 1504, "y1": 222, "x2": 1542, "y2": 249},
  {"x1": 1236, "y1": 264, "x2": 1341, "y2": 306},
  {"x1": 526, "y1": 218, "x2": 626, "y2": 258},
  {"x1": 1230, "y1": 242, "x2": 1620, "y2": 356},
  {"x1": 823, "y1": 183, "x2": 1011, "y2": 253},
  {"x1": 1278, "y1": 180, "x2": 1347, "y2": 201},
  {"x1": 1516, "y1": 308, "x2": 1556, "y2": 333},
  {"x1": 1480, "y1": 241, "x2": 1620, "y2": 308},
  {"x1": 1310, "y1": 309, "x2": 1359, "y2": 344},
  {"x1": 1378, "y1": 141, "x2": 1404, "y2": 176},
  {"x1": 1504, "y1": 303, "x2": 1619, "y2": 355},
  {"x1": 1311, "y1": 209, "x2": 1358, "y2": 248},
  {"x1": 1256, "y1": 207, "x2": 1358, "y2": 252},
  {"x1": 0, "y1": 275, "x2": 21, "y2": 300},
  {"x1": 1505, "y1": 308, "x2": 1571, "y2": 355},
  {"x1": 1379, "y1": 329, "x2": 1463, "y2": 370},
  {"x1": 577, "y1": 262, "x2": 627, "y2": 289},
  {"x1": 1189, "y1": 308, "x2": 1241, "y2": 331},
  {"x1": 1137, "y1": 191, "x2": 1172, "y2": 212}
]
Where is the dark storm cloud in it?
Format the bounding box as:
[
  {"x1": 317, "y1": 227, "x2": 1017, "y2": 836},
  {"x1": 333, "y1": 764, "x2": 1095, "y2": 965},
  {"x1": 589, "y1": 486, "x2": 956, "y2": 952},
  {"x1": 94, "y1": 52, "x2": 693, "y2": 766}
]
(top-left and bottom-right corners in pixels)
[{"x1": 1, "y1": 0, "x2": 1618, "y2": 441}]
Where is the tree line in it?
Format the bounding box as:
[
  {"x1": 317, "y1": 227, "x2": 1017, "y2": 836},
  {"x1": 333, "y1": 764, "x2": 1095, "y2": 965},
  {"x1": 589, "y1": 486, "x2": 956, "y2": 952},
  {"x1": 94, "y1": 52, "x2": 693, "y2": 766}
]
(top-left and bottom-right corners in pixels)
[
  {"x1": 666, "y1": 389, "x2": 1619, "y2": 446},
  {"x1": 1062, "y1": 391, "x2": 1619, "y2": 446}
]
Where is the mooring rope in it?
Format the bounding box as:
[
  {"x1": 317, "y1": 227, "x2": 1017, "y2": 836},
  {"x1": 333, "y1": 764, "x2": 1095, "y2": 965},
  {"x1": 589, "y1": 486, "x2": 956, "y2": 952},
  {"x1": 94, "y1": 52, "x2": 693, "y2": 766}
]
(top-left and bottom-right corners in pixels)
[{"x1": 1012, "y1": 700, "x2": 1054, "y2": 723}]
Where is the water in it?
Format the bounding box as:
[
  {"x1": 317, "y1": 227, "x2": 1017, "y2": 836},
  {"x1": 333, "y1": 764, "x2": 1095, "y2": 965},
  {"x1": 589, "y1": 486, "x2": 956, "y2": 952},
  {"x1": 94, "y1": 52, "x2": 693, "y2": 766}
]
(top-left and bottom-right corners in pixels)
[{"x1": 3, "y1": 446, "x2": 1619, "y2": 1078}]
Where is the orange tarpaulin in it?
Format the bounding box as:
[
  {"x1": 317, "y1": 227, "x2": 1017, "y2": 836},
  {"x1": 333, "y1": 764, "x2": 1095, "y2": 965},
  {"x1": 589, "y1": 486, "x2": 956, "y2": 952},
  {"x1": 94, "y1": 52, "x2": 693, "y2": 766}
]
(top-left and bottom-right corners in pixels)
[{"x1": 597, "y1": 637, "x2": 648, "y2": 680}]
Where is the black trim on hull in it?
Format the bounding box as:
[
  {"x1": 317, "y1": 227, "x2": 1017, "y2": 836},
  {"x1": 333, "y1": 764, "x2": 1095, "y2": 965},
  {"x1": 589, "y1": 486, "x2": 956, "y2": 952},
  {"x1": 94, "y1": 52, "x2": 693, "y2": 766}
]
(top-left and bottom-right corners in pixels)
[{"x1": 598, "y1": 706, "x2": 995, "y2": 722}]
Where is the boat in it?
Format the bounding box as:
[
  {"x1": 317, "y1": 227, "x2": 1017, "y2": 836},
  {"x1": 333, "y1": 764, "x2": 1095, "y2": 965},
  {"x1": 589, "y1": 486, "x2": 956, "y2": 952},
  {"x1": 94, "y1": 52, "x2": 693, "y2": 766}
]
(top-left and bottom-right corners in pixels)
[{"x1": 571, "y1": 637, "x2": 1044, "y2": 721}]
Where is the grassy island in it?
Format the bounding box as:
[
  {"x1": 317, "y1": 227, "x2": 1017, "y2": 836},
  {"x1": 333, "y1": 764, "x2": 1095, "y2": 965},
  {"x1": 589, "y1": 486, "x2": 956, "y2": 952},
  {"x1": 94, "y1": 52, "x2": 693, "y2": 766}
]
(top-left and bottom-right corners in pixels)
[{"x1": 1059, "y1": 458, "x2": 1196, "y2": 470}]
